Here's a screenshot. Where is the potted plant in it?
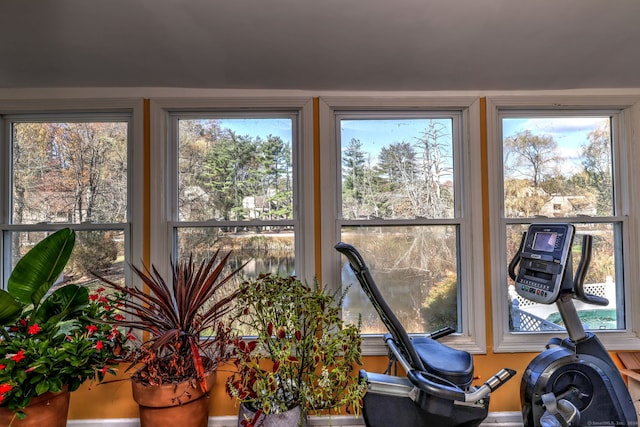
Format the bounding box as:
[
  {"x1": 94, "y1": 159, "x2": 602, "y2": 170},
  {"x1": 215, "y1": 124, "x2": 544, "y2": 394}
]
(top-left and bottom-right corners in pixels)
[
  {"x1": 0, "y1": 228, "x2": 132, "y2": 427},
  {"x1": 96, "y1": 250, "x2": 245, "y2": 427},
  {"x1": 226, "y1": 274, "x2": 366, "y2": 427}
]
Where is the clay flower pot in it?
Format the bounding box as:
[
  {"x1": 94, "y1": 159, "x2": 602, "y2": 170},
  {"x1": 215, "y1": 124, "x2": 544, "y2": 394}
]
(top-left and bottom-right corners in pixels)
[
  {"x1": 132, "y1": 372, "x2": 216, "y2": 427},
  {"x1": 0, "y1": 386, "x2": 70, "y2": 427}
]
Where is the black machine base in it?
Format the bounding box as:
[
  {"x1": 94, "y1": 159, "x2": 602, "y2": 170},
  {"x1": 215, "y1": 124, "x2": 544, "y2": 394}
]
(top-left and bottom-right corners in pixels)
[
  {"x1": 521, "y1": 335, "x2": 637, "y2": 427},
  {"x1": 360, "y1": 371, "x2": 489, "y2": 427}
]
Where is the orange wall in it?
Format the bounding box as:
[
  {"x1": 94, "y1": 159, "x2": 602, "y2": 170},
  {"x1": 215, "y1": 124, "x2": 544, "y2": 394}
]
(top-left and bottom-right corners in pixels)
[{"x1": 64, "y1": 96, "x2": 626, "y2": 419}]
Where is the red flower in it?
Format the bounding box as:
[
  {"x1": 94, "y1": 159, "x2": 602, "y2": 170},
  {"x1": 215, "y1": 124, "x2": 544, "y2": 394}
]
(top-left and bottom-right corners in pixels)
[
  {"x1": 126, "y1": 333, "x2": 137, "y2": 342},
  {"x1": 96, "y1": 287, "x2": 105, "y2": 293},
  {"x1": 100, "y1": 366, "x2": 108, "y2": 375},
  {"x1": 114, "y1": 314, "x2": 125, "y2": 321},
  {"x1": 95, "y1": 341, "x2": 104, "y2": 351},
  {"x1": 89, "y1": 294, "x2": 99, "y2": 301},
  {"x1": 0, "y1": 384, "x2": 13, "y2": 394},
  {"x1": 108, "y1": 330, "x2": 119, "y2": 340},
  {"x1": 0, "y1": 364, "x2": 5, "y2": 370},
  {"x1": 27, "y1": 324, "x2": 40, "y2": 335},
  {"x1": 85, "y1": 325, "x2": 98, "y2": 335},
  {"x1": 11, "y1": 350, "x2": 25, "y2": 363}
]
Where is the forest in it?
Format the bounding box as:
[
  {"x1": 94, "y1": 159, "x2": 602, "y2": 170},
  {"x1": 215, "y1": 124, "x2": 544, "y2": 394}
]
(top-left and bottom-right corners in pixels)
[
  {"x1": 8, "y1": 117, "x2": 618, "y2": 332},
  {"x1": 338, "y1": 117, "x2": 617, "y2": 332}
]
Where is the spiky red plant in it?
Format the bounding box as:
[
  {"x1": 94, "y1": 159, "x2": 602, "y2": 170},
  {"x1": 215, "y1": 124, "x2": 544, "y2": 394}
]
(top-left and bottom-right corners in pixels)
[{"x1": 97, "y1": 250, "x2": 245, "y2": 391}]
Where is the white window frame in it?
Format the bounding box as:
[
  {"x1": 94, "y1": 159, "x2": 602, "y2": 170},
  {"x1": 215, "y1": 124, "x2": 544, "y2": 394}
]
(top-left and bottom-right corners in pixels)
[
  {"x1": 149, "y1": 97, "x2": 315, "y2": 282},
  {"x1": 487, "y1": 94, "x2": 640, "y2": 352},
  {"x1": 319, "y1": 96, "x2": 486, "y2": 356},
  {"x1": 0, "y1": 98, "x2": 144, "y2": 287}
]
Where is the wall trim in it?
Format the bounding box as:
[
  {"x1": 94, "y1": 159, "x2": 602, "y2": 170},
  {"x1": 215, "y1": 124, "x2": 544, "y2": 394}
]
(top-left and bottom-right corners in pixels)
[{"x1": 67, "y1": 411, "x2": 524, "y2": 426}]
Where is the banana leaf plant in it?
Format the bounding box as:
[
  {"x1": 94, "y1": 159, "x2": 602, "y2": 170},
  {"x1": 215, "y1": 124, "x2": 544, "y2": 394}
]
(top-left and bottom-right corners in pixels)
[
  {"x1": 96, "y1": 250, "x2": 246, "y2": 392},
  {"x1": 0, "y1": 228, "x2": 87, "y2": 333},
  {"x1": 0, "y1": 228, "x2": 132, "y2": 414}
]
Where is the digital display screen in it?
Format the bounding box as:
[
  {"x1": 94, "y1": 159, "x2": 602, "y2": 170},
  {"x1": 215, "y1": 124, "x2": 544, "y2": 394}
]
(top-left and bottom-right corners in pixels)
[{"x1": 532, "y1": 231, "x2": 557, "y2": 252}]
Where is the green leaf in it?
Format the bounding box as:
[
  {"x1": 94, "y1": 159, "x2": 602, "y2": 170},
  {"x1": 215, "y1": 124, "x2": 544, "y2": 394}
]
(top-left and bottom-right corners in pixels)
[
  {"x1": 55, "y1": 319, "x2": 83, "y2": 337},
  {"x1": 0, "y1": 289, "x2": 23, "y2": 326},
  {"x1": 35, "y1": 380, "x2": 50, "y2": 395},
  {"x1": 34, "y1": 284, "x2": 89, "y2": 326},
  {"x1": 7, "y1": 228, "x2": 75, "y2": 308},
  {"x1": 49, "y1": 377, "x2": 63, "y2": 392},
  {"x1": 29, "y1": 374, "x2": 44, "y2": 384}
]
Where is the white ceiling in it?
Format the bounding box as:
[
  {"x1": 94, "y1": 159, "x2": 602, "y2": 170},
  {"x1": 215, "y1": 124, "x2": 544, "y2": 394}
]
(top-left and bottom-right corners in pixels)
[{"x1": 2, "y1": 0, "x2": 640, "y2": 91}]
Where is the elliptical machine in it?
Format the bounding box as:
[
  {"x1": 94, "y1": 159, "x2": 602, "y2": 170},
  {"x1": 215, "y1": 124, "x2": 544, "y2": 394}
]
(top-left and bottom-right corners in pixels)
[
  {"x1": 509, "y1": 223, "x2": 637, "y2": 426},
  {"x1": 335, "y1": 242, "x2": 516, "y2": 427}
]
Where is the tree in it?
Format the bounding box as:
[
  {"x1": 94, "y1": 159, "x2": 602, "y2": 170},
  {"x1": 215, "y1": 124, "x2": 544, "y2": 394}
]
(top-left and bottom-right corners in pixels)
[
  {"x1": 581, "y1": 124, "x2": 613, "y2": 215},
  {"x1": 503, "y1": 130, "x2": 560, "y2": 217},
  {"x1": 342, "y1": 138, "x2": 367, "y2": 219},
  {"x1": 256, "y1": 135, "x2": 293, "y2": 220},
  {"x1": 377, "y1": 142, "x2": 416, "y2": 217},
  {"x1": 378, "y1": 142, "x2": 416, "y2": 186},
  {"x1": 204, "y1": 131, "x2": 256, "y2": 220},
  {"x1": 12, "y1": 121, "x2": 127, "y2": 224},
  {"x1": 10, "y1": 121, "x2": 127, "y2": 279},
  {"x1": 178, "y1": 119, "x2": 223, "y2": 221},
  {"x1": 504, "y1": 130, "x2": 559, "y2": 188},
  {"x1": 11, "y1": 123, "x2": 51, "y2": 224},
  {"x1": 411, "y1": 121, "x2": 454, "y2": 218},
  {"x1": 46, "y1": 122, "x2": 127, "y2": 223}
]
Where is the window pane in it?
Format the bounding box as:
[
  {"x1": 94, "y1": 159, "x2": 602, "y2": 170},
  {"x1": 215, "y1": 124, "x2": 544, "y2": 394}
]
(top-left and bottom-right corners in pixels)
[
  {"x1": 6, "y1": 229, "x2": 125, "y2": 288},
  {"x1": 12, "y1": 122, "x2": 128, "y2": 224},
  {"x1": 175, "y1": 226, "x2": 295, "y2": 278},
  {"x1": 177, "y1": 118, "x2": 293, "y2": 222},
  {"x1": 340, "y1": 225, "x2": 458, "y2": 334},
  {"x1": 340, "y1": 118, "x2": 454, "y2": 220},
  {"x1": 506, "y1": 222, "x2": 623, "y2": 331},
  {"x1": 502, "y1": 117, "x2": 613, "y2": 218}
]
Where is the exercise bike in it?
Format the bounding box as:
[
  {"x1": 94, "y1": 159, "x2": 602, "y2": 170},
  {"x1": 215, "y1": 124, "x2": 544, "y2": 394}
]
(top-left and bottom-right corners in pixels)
[
  {"x1": 509, "y1": 223, "x2": 637, "y2": 426},
  {"x1": 335, "y1": 242, "x2": 516, "y2": 427}
]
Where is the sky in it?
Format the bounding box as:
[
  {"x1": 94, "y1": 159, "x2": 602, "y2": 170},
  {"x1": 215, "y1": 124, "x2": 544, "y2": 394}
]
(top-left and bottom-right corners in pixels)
[
  {"x1": 340, "y1": 118, "x2": 455, "y2": 165},
  {"x1": 503, "y1": 116, "x2": 610, "y2": 175},
  {"x1": 502, "y1": 116, "x2": 608, "y2": 149},
  {"x1": 217, "y1": 118, "x2": 293, "y2": 144},
  {"x1": 216, "y1": 117, "x2": 454, "y2": 162},
  {"x1": 214, "y1": 115, "x2": 609, "y2": 174}
]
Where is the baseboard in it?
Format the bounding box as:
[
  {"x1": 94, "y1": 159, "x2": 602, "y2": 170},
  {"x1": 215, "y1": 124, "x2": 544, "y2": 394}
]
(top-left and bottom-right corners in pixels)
[{"x1": 67, "y1": 411, "x2": 524, "y2": 426}]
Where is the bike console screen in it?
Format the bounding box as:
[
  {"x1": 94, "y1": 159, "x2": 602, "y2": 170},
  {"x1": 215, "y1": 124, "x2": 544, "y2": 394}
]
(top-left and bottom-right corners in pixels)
[{"x1": 514, "y1": 223, "x2": 575, "y2": 304}]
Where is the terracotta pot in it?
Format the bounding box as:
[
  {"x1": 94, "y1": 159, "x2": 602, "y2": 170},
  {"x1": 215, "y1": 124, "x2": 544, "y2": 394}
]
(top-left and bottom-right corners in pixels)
[
  {"x1": 0, "y1": 387, "x2": 70, "y2": 427},
  {"x1": 238, "y1": 403, "x2": 307, "y2": 427},
  {"x1": 132, "y1": 372, "x2": 216, "y2": 427}
]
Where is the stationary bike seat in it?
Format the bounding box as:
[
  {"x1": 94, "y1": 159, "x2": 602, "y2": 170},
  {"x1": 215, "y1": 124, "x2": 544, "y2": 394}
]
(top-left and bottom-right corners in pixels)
[{"x1": 411, "y1": 336, "x2": 474, "y2": 388}]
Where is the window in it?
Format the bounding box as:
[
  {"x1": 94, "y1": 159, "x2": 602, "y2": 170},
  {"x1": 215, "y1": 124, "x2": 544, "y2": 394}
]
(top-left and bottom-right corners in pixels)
[
  {"x1": 0, "y1": 99, "x2": 143, "y2": 289},
  {"x1": 149, "y1": 98, "x2": 314, "y2": 283},
  {"x1": 487, "y1": 96, "x2": 640, "y2": 352},
  {"x1": 320, "y1": 97, "x2": 486, "y2": 354}
]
